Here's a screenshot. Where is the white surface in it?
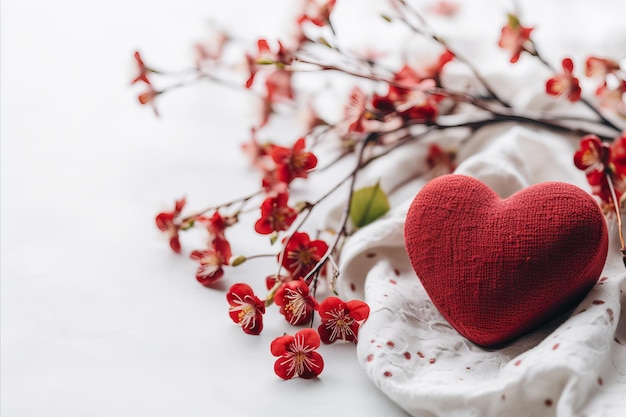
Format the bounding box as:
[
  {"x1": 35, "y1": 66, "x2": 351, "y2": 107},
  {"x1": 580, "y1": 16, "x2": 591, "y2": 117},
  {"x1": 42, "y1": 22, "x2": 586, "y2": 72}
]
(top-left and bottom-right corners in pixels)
[
  {"x1": 2, "y1": 1, "x2": 626, "y2": 416},
  {"x1": 0, "y1": 1, "x2": 407, "y2": 416},
  {"x1": 336, "y1": 127, "x2": 626, "y2": 417}
]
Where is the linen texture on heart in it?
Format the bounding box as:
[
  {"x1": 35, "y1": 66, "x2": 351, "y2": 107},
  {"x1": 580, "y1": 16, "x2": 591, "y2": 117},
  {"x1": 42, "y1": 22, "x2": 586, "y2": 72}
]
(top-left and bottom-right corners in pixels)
[{"x1": 404, "y1": 174, "x2": 609, "y2": 347}]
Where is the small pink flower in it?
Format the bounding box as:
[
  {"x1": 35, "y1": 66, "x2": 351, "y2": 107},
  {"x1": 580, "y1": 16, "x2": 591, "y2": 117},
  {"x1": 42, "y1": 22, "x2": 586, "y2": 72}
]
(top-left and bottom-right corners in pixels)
[
  {"x1": 546, "y1": 58, "x2": 582, "y2": 102},
  {"x1": 344, "y1": 86, "x2": 369, "y2": 133},
  {"x1": 298, "y1": 0, "x2": 337, "y2": 27},
  {"x1": 227, "y1": 283, "x2": 265, "y2": 335},
  {"x1": 498, "y1": 15, "x2": 534, "y2": 64},
  {"x1": 137, "y1": 84, "x2": 161, "y2": 116},
  {"x1": 155, "y1": 197, "x2": 186, "y2": 253},
  {"x1": 428, "y1": 1, "x2": 460, "y2": 17},
  {"x1": 271, "y1": 328, "x2": 324, "y2": 379}
]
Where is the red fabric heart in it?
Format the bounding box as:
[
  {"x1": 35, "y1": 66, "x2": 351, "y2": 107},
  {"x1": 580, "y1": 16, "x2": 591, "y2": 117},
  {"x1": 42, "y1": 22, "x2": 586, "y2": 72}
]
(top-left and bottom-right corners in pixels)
[{"x1": 404, "y1": 174, "x2": 608, "y2": 347}]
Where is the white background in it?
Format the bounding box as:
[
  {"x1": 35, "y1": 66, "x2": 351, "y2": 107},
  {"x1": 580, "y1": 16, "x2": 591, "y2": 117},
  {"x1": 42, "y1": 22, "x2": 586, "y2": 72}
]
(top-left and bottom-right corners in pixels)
[{"x1": 1, "y1": 0, "x2": 410, "y2": 416}]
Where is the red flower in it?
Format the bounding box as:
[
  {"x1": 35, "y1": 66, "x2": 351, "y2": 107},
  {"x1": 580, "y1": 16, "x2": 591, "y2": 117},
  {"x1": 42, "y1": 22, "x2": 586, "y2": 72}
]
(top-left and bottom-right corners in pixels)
[
  {"x1": 270, "y1": 328, "x2": 324, "y2": 380},
  {"x1": 427, "y1": 0, "x2": 460, "y2": 17},
  {"x1": 317, "y1": 297, "x2": 370, "y2": 344},
  {"x1": 254, "y1": 192, "x2": 298, "y2": 235},
  {"x1": 189, "y1": 237, "x2": 232, "y2": 286},
  {"x1": 274, "y1": 279, "x2": 318, "y2": 325},
  {"x1": 611, "y1": 132, "x2": 626, "y2": 176},
  {"x1": 298, "y1": 0, "x2": 337, "y2": 27},
  {"x1": 427, "y1": 143, "x2": 457, "y2": 174},
  {"x1": 131, "y1": 51, "x2": 151, "y2": 85},
  {"x1": 498, "y1": 14, "x2": 534, "y2": 64},
  {"x1": 137, "y1": 84, "x2": 161, "y2": 116},
  {"x1": 193, "y1": 29, "x2": 228, "y2": 67},
  {"x1": 198, "y1": 210, "x2": 237, "y2": 240},
  {"x1": 270, "y1": 138, "x2": 318, "y2": 184},
  {"x1": 585, "y1": 56, "x2": 621, "y2": 90},
  {"x1": 280, "y1": 232, "x2": 329, "y2": 279},
  {"x1": 265, "y1": 273, "x2": 294, "y2": 290},
  {"x1": 245, "y1": 39, "x2": 294, "y2": 89},
  {"x1": 574, "y1": 134, "x2": 626, "y2": 208},
  {"x1": 344, "y1": 86, "x2": 369, "y2": 133},
  {"x1": 227, "y1": 283, "x2": 265, "y2": 335},
  {"x1": 265, "y1": 69, "x2": 294, "y2": 102},
  {"x1": 395, "y1": 79, "x2": 439, "y2": 122},
  {"x1": 595, "y1": 80, "x2": 626, "y2": 114},
  {"x1": 546, "y1": 58, "x2": 582, "y2": 102},
  {"x1": 419, "y1": 49, "x2": 455, "y2": 81},
  {"x1": 573, "y1": 134, "x2": 609, "y2": 173},
  {"x1": 155, "y1": 197, "x2": 186, "y2": 253}
]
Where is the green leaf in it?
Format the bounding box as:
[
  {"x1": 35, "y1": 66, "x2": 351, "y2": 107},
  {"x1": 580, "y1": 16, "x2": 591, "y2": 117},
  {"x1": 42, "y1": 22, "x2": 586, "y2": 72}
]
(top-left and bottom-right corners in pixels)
[
  {"x1": 349, "y1": 182, "x2": 390, "y2": 229},
  {"x1": 507, "y1": 13, "x2": 521, "y2": 29}
]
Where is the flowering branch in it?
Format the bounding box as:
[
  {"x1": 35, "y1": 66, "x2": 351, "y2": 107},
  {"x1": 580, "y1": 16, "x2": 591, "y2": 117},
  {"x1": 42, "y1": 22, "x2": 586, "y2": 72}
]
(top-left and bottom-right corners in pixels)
[{"x1": 136, "y1": 0, "x2": 626, "y2": 380}]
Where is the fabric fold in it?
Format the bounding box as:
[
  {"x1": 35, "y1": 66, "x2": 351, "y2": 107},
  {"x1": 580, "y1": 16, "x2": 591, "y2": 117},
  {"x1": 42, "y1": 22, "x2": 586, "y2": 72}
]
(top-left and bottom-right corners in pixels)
[{"x1": 335, "y1": 126, "x2": 626, "y2": 416}]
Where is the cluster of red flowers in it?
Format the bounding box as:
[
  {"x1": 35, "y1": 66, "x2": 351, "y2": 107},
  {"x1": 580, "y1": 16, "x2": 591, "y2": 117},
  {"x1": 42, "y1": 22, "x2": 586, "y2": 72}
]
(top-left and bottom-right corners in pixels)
[
  {"x1": 140, "y1": 0, "x2": 625, "y2": 379},
  {"x1": 574, "y1": 133, "x2": 626, "y2": 210}
]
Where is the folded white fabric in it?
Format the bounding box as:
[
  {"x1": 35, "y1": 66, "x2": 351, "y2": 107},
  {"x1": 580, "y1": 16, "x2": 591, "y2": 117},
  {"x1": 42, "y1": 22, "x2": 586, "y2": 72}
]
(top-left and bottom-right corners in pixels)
[{"x1": 335, "y1": 127, "x2": 626, "y2": 417}]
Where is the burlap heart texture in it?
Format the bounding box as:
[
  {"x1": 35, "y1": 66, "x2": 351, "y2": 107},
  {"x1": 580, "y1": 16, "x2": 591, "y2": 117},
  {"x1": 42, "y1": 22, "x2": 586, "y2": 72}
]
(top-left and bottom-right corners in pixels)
[{"x1": 404, "y1": 174, "x2": 609, "y2": 347}]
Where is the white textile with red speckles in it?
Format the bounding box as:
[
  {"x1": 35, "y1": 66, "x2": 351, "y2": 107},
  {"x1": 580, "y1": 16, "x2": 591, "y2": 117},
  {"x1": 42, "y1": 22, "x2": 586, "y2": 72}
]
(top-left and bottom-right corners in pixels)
[
  {"x1": 327, "y1": 1, "x2": 626, "y2": 414},
  {"x1": 333, "y1": 125, "x2": 625, "y2": 417}
]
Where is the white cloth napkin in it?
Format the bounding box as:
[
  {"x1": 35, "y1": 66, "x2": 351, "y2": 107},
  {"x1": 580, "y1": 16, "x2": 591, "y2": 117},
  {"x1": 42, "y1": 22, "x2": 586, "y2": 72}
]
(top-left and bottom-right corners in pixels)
[
  {"x1": 334, "y1": 125, "x2": 626, "y2": 417},
  {"x1": 326, "y1": 2, "x2": 626, "y2": 415}
]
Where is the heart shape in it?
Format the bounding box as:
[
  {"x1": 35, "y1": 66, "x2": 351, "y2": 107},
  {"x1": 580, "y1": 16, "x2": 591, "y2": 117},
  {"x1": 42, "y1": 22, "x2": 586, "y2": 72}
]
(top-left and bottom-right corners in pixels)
[{"x1": 404, "y1": 174, "x2": 608, "y2": 347}]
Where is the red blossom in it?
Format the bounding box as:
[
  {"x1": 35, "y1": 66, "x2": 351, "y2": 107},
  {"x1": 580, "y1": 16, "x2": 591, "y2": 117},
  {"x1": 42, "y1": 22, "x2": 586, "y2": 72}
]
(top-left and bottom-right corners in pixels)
[
  {"x1": 274, "y1": 279, "x2": 318, "y2": 325},
  {"x1": 280, "y1": 232, "x2": 329, "y2": 280},
  {"x1": 193, "y1": 29, "x2": 228, "y2": 67},
  {"x1": 298, "y1": 0, "x2": 337, "y2": 27},
  {"x1": 245, "y1": 39, "x2": 294, "y2": 89},
  {"x1": 155, "y1": 197, "x2": 186, "y2": 253},
  {"x1": 317, "y1": 297, "x2": 370, "y2": 344},
  {"x1": 241, "y1": 128, "x2": 276, "y2": 170},
  {"x1": 427, "y1": 143, "x2": 457, "y2": 174},
  {"x1": 388, "y1": 64, "x2": 424, "y2": 101},
  {"x1": 546, "y1": 58, "x2": 582, "y2": 102},
  {"x1": 419, "y1": 50, "x2": 455, "y2": 82},
  {"x1": 344, "y1": 86, "x2": 369, "y2": 133},
  {"x1": 270, "y1": 138, "x2": 318, "y2": 184},
  {"x1": 137, "y1": 84, "x2": 161, "y2": 116},
  {"x1": 197, "y1": 210, "x2": 237, "y2": 240},
  {"x1": 131, "y1": 51, "x2": 151, "y2": 85},
  {"x1": 427, "y1": 0, "x2": 460, "y2": 17},
  {"x1": 227, "y1": 283, "x2": 265, "y2": 335},
  {"x1": 498, "y1": 15, "x2": 534, "y2": 64},
  {"x1": 189, "y1": 237, "x2": 232, "y2": 286},
  {"x1": 585, "y1": 56, "x2": 620, "y2": 82},
  {"x1": 254, "y1": 192, "x2": 298, "y2": 235},
  {"x1": 265, "y1": 273, "x2": 294, "y2": 290},
  {"x1": 270, "y1": 328, "x2": 324, "y2": 380},
  {"x1": 395, "y1": 79, "x2": 440, "y2": 122},
  {"x1": 265, "y1": 69, "x2": 294, "y2": 102},
  {"x1": 573, "y1": 134, "x2": 610, "y2": 173},
  {"x1": 574, "y1": 134, "x2": 626, "y2": 208},
  {"x1": 611, "y1": 132, "x2": 626, "y2": 176},
  {"x1": 370, "y1": 64, "x2": 441, "y2": 124}
]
